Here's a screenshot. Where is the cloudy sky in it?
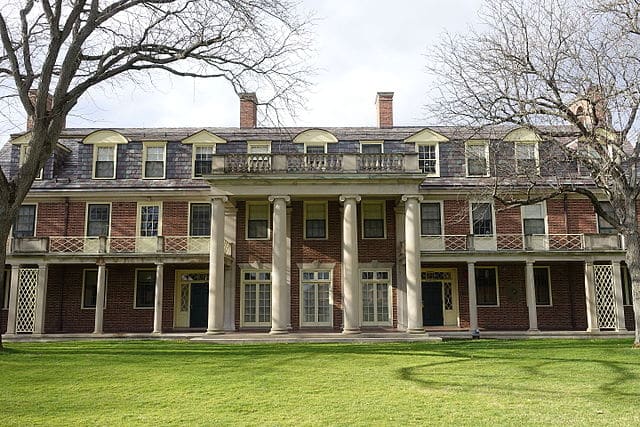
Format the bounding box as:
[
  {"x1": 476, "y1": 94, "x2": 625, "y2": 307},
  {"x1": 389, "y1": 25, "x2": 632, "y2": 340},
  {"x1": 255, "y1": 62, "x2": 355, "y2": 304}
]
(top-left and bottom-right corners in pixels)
[{"x1": 3, "y1": 0, "x2": 483, "y2": 141}]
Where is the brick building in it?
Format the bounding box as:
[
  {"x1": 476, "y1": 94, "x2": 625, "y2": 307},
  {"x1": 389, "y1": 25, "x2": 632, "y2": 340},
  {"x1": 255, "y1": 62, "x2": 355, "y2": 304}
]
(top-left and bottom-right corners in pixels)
[{"x1": 0, "y1": 92, "x2": 635, "y2": 336}]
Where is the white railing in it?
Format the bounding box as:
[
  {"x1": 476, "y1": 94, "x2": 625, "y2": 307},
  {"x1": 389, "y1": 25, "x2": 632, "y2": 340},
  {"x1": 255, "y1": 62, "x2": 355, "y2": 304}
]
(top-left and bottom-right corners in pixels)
[
  {"x1": 357, "y1": 153, "x2": 404, "y2": 172},
  {"x1": 421, "y1": 234, "x2": 601, "y2": 252},
  {"x1": 287, "y1": 153, "x2": 342, "y2": 172}
]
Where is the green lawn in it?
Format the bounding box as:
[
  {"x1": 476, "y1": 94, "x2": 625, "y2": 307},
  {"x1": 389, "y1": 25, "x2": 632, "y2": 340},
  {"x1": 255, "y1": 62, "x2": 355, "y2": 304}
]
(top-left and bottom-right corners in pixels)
[{"x1": 1, "y1": 339, "x2": 639, "y2": 426}]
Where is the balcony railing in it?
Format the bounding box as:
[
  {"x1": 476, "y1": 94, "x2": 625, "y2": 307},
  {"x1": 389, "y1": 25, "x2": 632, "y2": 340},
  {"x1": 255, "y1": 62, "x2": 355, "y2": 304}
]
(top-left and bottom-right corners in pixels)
[
  {"x1": 11, "y1": 236, "x2": 233, "y2": 257},
  {"x1": 213, "y1": 153, "x2": 418, "y2": 174},
  {"x1": 420, "y1": 233, "x2": 623, "y2": 252}
]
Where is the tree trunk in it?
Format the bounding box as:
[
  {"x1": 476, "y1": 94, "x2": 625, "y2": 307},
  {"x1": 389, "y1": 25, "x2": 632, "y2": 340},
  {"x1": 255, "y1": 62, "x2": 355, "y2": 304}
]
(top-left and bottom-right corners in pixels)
[
  {"x1": 624, "y1": 229, "x2": 640, "y2": 347},
  {"x1": 0, "y1": 229, "x2": 7, "y2": 351}
]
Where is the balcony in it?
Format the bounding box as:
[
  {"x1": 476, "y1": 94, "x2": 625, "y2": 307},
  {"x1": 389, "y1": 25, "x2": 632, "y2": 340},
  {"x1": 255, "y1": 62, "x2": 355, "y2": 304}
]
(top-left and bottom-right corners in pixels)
[
  {"x1": 9, "y1": 236, "x2": 233, "y2": 257},
  {"x1": 421, "y1": 233, "x2": 624, "y2": 252},
  {"x1": 213, "y1": 153, "x2": 419, "y2": 174}
]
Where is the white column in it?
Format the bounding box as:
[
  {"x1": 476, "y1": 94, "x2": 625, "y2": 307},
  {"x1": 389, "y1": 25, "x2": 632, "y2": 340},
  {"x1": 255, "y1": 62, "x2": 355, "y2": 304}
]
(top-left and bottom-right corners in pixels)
[
  {"x1": 286, "y1": 205, "x2": 292, "y2": 329},
  {"x1": 340, "y1": 194, "x2": 361, "y2": 334},
  {"x1": 207, "y1": 196, "x2": 227, "y2": 334},
  {"x1": 153, "y1": 262, "x2": 164, "y2": 334},
  {"x1": 525, "y1": 261, "x2": 539, "y2": 332},
  {"x1": 93, "y1": 261, "x2": 106, "y2": 334},
  {"x1": 5, "y1": 265, "x2": 20, "y2": 335},
  {"x1": 403, "y1": 195, "x2": 424, "y2": 334},
  {"x1": 467, "y1": 261, "x2": 479, "y2": 332},
  {"x1": 395, "y1": 205, "x2": 408, "y2": 331},
  {"x1": 584, "y1": 261, "x2": 599, "y2": 332},
  {"x1": 33, "y1": 263, "x2": 48, "y2": 334},
  {"x1": 612, "y1": 261, "x2": 627, "y2": 332},
  {"x1": 269, "y1": 195, "x2": 290, "y2": 334}
]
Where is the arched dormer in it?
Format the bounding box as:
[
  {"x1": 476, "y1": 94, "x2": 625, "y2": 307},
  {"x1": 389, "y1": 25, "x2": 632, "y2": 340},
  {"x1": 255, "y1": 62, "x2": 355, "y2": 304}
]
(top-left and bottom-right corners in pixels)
[
  {"x1": 503, "y1": 127, "x2": 541, "y2": 175},
  {"x1": 293, "y1": 129, "x2": 338, "y2": 153},
  {"x1": 502, "y1": 127, "x2": 541, "y2": 143},
  {"x1": 404, "y1": 128, "x2": 449, "y2": 176},
  {"x1": 82, "y1": 129, "x2": 129, "y2": 145},
  {"x1": 82, "y1": 130, "x2": 128, "y2": 179}
]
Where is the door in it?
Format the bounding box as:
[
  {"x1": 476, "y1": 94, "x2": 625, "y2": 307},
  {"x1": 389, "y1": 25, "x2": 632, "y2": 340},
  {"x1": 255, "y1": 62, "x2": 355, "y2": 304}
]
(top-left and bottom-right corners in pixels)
[
  {"x1": 190, "y1": 282, "x2": 208, "y2": 328},
  {"x1": 422, "y1": 281, "x2": 444, "y2": 326}
]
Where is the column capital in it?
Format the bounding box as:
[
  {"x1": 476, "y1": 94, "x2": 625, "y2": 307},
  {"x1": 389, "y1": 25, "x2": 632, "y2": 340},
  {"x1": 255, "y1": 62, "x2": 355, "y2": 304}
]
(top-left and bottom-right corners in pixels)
[
  {"x1": 154, "y1": 261, "x2": 164, "y2": 267},
  {"x1": 268, "y1": 195, "x2": 291, "y2": 204},
  {"x1": 96, "y1": 259, "x2": 106, "y2": 267},
  {"x1": 339, "y1": 194, "x2": 361, "y2": 203},
  {"x1": 526, "y1": 260, "x2": 535, "y2": 267},
  {"x1": 401, "y1": 194, "x2": 423, "y2": 203},
  {"x1": 467, "y1": 261, "x2": 476, "y2": 266},
  {"x1": 210, "y1": 195, "x2": 229, "y2": 203}
]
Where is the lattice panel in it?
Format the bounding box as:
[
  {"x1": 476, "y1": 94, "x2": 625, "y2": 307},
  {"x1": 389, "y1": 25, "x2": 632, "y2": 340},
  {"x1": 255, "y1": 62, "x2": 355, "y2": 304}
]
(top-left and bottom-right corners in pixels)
[
  {"x1": 444, "y1": 235, "x2": 467, "y2": 251},
  {"x1": 594, "y1": 264, "x2": 616, "y2": 329},
  {"x1": 497, "y1": 234, "x2": 524, "y2": 250},
  {"x1": 443, "y1": 282, "x2": 453, "y2": 310},
  {"x1": 16, "y1": 268, "x2": 38, "y2": 333}
]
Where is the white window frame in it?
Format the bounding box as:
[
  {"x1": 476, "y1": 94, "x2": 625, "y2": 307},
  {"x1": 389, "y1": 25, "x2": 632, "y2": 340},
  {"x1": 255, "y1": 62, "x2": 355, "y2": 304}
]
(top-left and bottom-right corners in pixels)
[
  {"x1": 192, "y1": 144, "x2": 216, "y2": 178},
  {"x1": 303, "y1": 201, "x2": 328, "y2": 240},
  {"x1": 137, "y1": 202, "x2": 162, "y2": 237},
  {"x1": 475, "y1": 266, "x2": 500, "y2": 307},
  {"x1": 359, "y1": 141, "x2": 383, "y2": 153},
  {"x1": 188, "y1": 202, "x2": 212, "y2": 237},
  {"x1": 299, "y1": 268, "x2": 333, "y2": 327},
  {"x1": 420, "y1": 201, "x2": 443, "y2": 236},
  {"x1": 19, "y1": 144, "x2": 43, "y2": 180},
  {"x1": 247, "y1": 141, "x2": 272, "y2": 154},
  {"x1": 470, "y1": 201, "x2": 496, "y2": 236},
  {"x1": 515, "y1": 141, "x2": 540, "y2": 175},
  {"x1": 521, "y1": 202, "x2": 548, "y2": 235},
  {"x1": 134, "y1": 268, "x2": 156, "y2": 309},
  {"x1": 81, "y1": 268, "x2": 107, "y2": 310},
  {"x1": 360, "y1": 268, "x2": 393, "y2": 326},
  {"x1": 533, "y1": 266, "x2": 552, "y2": 307},
  {"x1": 465, "y1": 140, "x2": 490, "y2": 177},
  {"x1": 240, "y1": 269, "x2": 272, "y2": 327},
  {"x1": 361, "y1": 200, "x2": 386, "y2": 239},
  {"x1": 92, "y1": 144, "x2": 117, "y2": 179},
  {"x1": 246, "y1": 201, "x2": 271, "y2": 240},
  {"x1": 304, "y1": 143, "x2": 327, "y2": 154},
  {"x1": 12, "y1": 203, "x2": 38, "y2": 238},
  {"x1": 85, "y1": 202, "x2": 112, "y2": 237},
  {"x1": 142, "y1": 141, "x2": 167, "y2": 179},
  {"x1": 416, "y1": 142, "x2": 439, "y2": 176}
]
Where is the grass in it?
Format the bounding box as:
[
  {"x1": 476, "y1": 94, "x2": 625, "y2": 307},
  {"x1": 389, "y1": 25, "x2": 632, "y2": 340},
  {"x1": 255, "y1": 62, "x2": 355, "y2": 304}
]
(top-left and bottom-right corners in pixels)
[{"x1": 1, "y1": 339, "x2": 639, "y2": 426}]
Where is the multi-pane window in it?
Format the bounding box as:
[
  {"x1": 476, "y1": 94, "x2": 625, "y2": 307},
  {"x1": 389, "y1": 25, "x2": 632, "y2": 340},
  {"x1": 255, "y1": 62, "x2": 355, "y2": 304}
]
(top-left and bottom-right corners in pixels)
[
  {"x1": 305, "y1": 144, "x2": 326, "y2": 154},
  {"x1": 13, "y1": 204, "x2": 36, "y2": 238},
  {"x1": 143, "y1": 143, "x2": 166, "y2": 178},
  {"x1": 466, "y1": 141, "x2": 489, "y2": 176},
  {"x1": 417, "y1": 144, "x2": 438, "y2": 175},
  {"x1": 622, "y1": 265, "x2": 632, "y2": 306},
  {"x1": 362, "y1": 201, "x2": 385, "y2": 238},
  {"x1": 242, "y1": 271, "x2": 271, "y2": 325},
  {"x1": 94, "y1": 145, "x2": 116, "y2": 179},
  {"x1": 361, "y1": 143, "x2": 383, "y2": 154},
  {"x1": 301, "y1": 270, "x2": 332, "y2": 326},
  {"x1": 19, "y1": 145, "x2": 43, "y2": 179},
  {"x1": 421, "y1": 202, "x2": 442, "y2": 236},
  {"x1": 82, "y1": 269, "x2": 107, "y2": 309},
  {"x1": 193, "y1": 145, "x2": 214, "y2": 177},
  {"x1": 135, "y1": 269, "x2": 155, "y2": 308},
  {"x1": 361, "y1": 270, "x2": 391, "y2": 325},
  {"x1": 533, "y1": 267, "x2": 552, "y2": 306},
  {"x1": 475, "y1": 267, "x2": 498, "y2": 306},
  {"x1": 304, "y1": 202, "x2": 327, "y2": 239},
  {"x1": 247, "y1": 202, "x2": 269, "y2": 239},
  {"x1": 597, "y1": 202, "x2": 617, "y2": 234},
  {"x1": 86, "y1": 204, "x2": 110, "y2": 236},
  {"x1": 516, "y1": 142, "x2": 539, "y2": 174},
  {"x1": 471, "y1": 203, "x2": 493, "y2": 236},
  {"x1": 522, "y1": 203, "x2": 546, "y2": 235},
  {"x1": 190, "y1": 203, "x2": 211, "y2": 236},
  {"x1": 139, "y1": 205, "x2": 160, "y2": 237}
]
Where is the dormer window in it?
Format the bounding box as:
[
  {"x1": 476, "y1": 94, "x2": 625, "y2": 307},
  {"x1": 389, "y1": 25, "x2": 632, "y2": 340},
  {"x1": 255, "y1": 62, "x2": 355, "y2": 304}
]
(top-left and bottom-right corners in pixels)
[
  {"x1": 515, "y1": 141, "x2": 539, "y2": 175},
  {"x1": 466, "y1": 141, "x2": 489, "y2": 177},
  {"x1": 143, "y1": 142, "x2": 166, "y2": 179},
  {"x1": 305, "y1": 143, "x2": 326, "y2": 154},
  {"x1": 193, "y1": 145, "x2": 215, "y2": 177},
  {"x1": 417, "y1": 143, "x2": 438, "y2": 175},
  {"x1": 93, "y1": 145, "x2": 116, "y2": 179},
  {"x1": 360, "y1": 142, "x2": 383, "y2": 154},
  {"x1": 19, "y1": 145, "x2": 43, "y2": 180}
]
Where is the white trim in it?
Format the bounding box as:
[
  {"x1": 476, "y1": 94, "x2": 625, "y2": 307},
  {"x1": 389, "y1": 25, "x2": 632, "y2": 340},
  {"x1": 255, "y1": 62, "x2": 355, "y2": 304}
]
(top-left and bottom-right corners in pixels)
[
  {"x1": 81, "y1": 268, "x2": 107, "y2": 310},
  {"x1": 85, "y1": 202, "x2": 112, "y2": 237},
  {"x1": 359, "y1": 268, "x2": 393, "y2": 326},
  {"x1": 83, "y1": 130, "x2": 129, "y2": 145},
  {"x1": 465, "y1": 140, "x2": 490, "y2": 177},
  {"x1": 246, "y1": 201, "x2": 271, "y2": 240},
  {"x1": 521, "y1": 201, "x2": 548, "y2": 235},
  {"x1": 415, "y1": 142, "x2": 440, "y2": 177},
  {"x1": 247, "y1": 141, "x2": 272, "y2": 154},
  {"x1": 191, "y1": 144, "x2": 216, "y2": 178},
  {"x1": 303, "y1": 200, "x2": 328, "y2": 240},
  {"x1": 136, "y1": 202, "x2": 163, "y2": 237},
  {"x1": 134, "y1": 268, "x2": 156, "y2": 309},
  {"x1": 142, "y1": 141, "x2": 167, "y2": 179},
  {"x1": 92, "y1": 144, "x2": 117, "y2": 179},
  {"x1": 404, "y1": 128, "x2": 449, "y2": 143},
  {"x1": 293, "y1": 129, "x2": 338, "y2": 144},
  {"x1": 474, "y1": 266, "x2": 500, "y2": 307},
  {"x1": 533, "y1": 266, "x2": 553, "y2": 307},
  {"x1": 299, "y1": 268, "x2": 333, "y2": 327},
  {"x1": 181, "y1": 129, "x2": 226, "y2": 145},
  {"x1": 12, "y1": 203, "x2": 38, "y2": 238},
  {"x1": 304, "y1": 142, "x2": 327, "y2": 154},
  {"x1": 419, "y1": 201, "x2": 443, "y2": 236},
  {"x1": 359, "y1": 141, "x2": 384, "y2": 153},
  {"x1": 361, "y1": 200, "x2": 386, "y2": 239},
  {"x1": 239, "y1": 269, "x2": 272, "y2": 327}
]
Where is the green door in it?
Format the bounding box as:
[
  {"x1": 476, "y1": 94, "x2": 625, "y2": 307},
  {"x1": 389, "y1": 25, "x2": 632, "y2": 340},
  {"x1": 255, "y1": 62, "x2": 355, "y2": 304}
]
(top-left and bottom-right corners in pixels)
[
  {"x1": 190, "y1": 283, "x2": 208, "y2": 328},
  {"x1": 422, "y1": 281, "x2": 444, "y2": 326}
]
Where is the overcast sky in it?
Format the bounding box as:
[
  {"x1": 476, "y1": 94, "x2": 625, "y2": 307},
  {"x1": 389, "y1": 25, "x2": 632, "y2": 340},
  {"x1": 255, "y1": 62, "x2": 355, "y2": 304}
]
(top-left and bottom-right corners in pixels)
[{"x1": 3, "y1": 0, "x2": 483, "y2": 142}]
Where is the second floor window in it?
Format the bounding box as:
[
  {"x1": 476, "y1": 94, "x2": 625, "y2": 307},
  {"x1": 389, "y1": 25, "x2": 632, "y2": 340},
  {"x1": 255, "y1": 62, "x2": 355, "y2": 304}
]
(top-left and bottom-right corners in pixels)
[
  {"x1": 139, "y1": 205, "x2": 160, "y2": 237},
  {"x1": 362, "y1": 201, "x2": 385, "y2": 238},
  {"x1": 87, "y1": 204, "x2": 110, "y2": 236},
  {"x1": 417, "y1": 144, "x2": 438, "y2": 175},
  {"x1": 190, "y1": 203, "x2": 211, "y2": 236},
  {"x1": 304, "y1": 201, "x2": 327, "y2": 239},
  {"x1": 597, "y1": 202, "x2": 617, "y2": 234},
  {"x1": 13, "y1": 204, "x2": 36, "y2": 238},
  {"x1": 94, "y1": 145, "x2": 116, "y2": 179},
  {"x1": 522, "y1": 203, "x2": 546, "y2": 235},
  {"x1": 421, "y1": 203, "x2": 442, "y2": 236},
  {"x1": 466, "y1": 141, "x2": 489, "y2": 177},
  {"x1": 471, "y1": 203, "x2": 493, "y2": 236},
  {"x1": 247, "y1": 202, "x2": 269, "y2": 239},
  {"x1": 193, "y1": 145, "x2": 214, "y2": 177}
]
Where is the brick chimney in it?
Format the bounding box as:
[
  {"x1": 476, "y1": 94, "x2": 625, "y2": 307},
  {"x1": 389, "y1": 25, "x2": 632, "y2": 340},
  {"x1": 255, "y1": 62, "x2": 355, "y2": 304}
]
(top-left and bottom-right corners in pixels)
[
  {"x1": 239, "y1": 92, "x2": 258, "y2": 128},
  {"x1": 376, "y1": 92, "x2": 394, "y2": 128},
  {"x1": 27, "y1": 89, "x2": 60, "y2": 131}
]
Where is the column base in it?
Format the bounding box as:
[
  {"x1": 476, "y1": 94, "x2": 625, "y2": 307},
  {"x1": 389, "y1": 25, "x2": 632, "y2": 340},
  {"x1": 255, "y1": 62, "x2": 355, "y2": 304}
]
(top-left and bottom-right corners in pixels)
[
  {"x1": 92, "y1": 330, "x2": 103, "y2": 335},
  {"x1": 206, "y1": 329, "x2": 224, "y2": 335},
  {"x1": 407, "y1": 328, "x2": 425, "y2": 335},
  {"x1": 269, "y1": 328, "x2": 289, "y2": 335},
  {"x1": 586, "y1": 327, "x2": 601, "y2": 333},
  {"x1": 342, "y1": 328, "x2": 361, "y2": 335},
  {"x1": 527, "y1": 328, "x2": 540, "y2": 333},
  {"x1": 616, "y1": 328, "x2": 628, "y2": 332},
  {"x1": 151, "y1": 331, "x2": 162, "y2": 335}
]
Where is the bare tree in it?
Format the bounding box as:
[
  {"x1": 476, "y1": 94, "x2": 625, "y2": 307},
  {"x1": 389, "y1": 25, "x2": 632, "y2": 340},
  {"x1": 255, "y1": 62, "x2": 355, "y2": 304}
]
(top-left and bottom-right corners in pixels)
[
  {"x1": 428, "y1": 0, "x2": 640, "y2": 346},
  {"x1": 0, "y1": 0, "x2": 313, "y2": 348}
]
